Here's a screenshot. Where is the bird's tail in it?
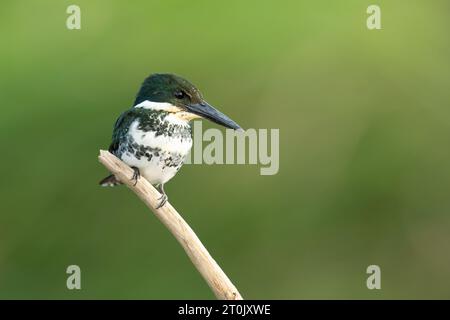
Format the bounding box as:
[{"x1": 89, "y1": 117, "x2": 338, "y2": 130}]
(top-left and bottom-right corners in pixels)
[{"x1": 99, "y1": 174, "x2": 122, "y2": 187}]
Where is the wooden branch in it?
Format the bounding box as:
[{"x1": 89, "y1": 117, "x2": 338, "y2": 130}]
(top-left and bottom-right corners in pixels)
[{"x1": 98, "y1": 150, "x2": 243, "y2": 300}]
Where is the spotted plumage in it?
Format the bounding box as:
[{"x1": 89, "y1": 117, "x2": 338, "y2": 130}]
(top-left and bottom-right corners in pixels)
[
  {"x1": 100, "y1": 73, "x2": 242, "y2": 208},
  {"x1": 110, "y1": 108, "x2": 192, "y2": 186}
]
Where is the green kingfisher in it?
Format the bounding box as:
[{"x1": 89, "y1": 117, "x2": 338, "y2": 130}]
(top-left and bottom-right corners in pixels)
[{"x1": 99, "y1": 73, "x2": 242, "y2": 208}]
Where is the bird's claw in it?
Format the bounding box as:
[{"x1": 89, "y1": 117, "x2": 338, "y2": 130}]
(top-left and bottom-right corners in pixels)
[
  {"x1": 155, "y1": 194, "x2": 168, "y2": 209},
  {"x1": 155, "y1": 184, "x2": 168, "y2": 209},
  {"x1": 130, "y1": 167, "x2": 140, "y2": 186}
]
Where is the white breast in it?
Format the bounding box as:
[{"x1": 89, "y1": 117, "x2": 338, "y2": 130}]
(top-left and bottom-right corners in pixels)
[
  {"x1": 128, "y1": 119, "x2": 192, "y2": 155},
  {"x1": 120, "y1": 117, "x2": 192, "y2": 185}
]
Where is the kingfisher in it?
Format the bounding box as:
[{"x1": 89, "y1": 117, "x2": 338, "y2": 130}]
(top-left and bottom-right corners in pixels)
[{"x1": 99, "y1": 73, "x2": 242, "y2": 208}]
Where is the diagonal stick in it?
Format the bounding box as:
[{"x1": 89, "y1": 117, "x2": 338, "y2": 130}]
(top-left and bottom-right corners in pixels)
[{"x1": 98, "y1": 150, "x2": 243, "y2": 300}]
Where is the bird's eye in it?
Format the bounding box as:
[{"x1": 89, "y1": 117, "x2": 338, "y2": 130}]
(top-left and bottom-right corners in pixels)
[{"x1": 174, "y1": 91, "x2": 185, "y2": 99}]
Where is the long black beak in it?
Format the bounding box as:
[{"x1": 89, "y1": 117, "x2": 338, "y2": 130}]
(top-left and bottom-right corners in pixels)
[{"x1": 186, "y1": 101, "x2": 242, "y2": 130}]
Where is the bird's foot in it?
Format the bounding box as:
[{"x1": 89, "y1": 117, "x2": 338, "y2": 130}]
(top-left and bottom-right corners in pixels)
[
  {"x1": 130, "y1": 167, "x2": 141, "y2": 186},
  {"x1": 156, "y1": 194, "x2": 168, "y2": 209},
  {"x1": 155, "y1": 184, "x2": 168, "y2": 209}
]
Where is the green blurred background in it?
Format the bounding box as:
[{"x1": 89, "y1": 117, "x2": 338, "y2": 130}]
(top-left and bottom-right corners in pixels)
[{"x1": 1, "y1": 0, "x2": 450, "y2": 299}]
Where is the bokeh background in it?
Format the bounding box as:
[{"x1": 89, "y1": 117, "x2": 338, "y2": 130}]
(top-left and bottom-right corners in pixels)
[{"x1": 1, "y1": 0, "x2": 450, "y2": 299}]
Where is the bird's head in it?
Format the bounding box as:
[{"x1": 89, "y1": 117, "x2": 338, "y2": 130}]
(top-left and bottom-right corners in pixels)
[{"x1": 134, "y1": 73, "x2": 242, "y2": 130}]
